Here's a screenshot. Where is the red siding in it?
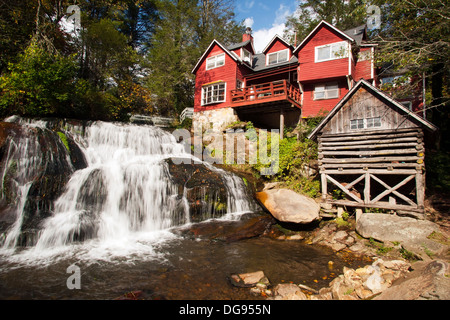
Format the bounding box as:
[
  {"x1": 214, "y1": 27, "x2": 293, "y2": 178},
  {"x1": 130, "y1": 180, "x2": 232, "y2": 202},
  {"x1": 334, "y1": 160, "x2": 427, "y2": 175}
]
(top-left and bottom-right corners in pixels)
[
  {"x1": 265, "y1": 39, "x2": 290, "y2": 54},
  {"x1": 264, "y1": 39, "x2": 291, "y2": 65},
  {"x1": 193, "y1": 44, "x2": 238, "y2": 112},
  {"x1": 301, "y1": 79, "x2": 349, "y2": 118},
  {"x1": 354, "y1": 47, "x2": 373, "y2": 81},
  {"x1": 297, "y1": 25, "x2": 350, "y2": 82}
]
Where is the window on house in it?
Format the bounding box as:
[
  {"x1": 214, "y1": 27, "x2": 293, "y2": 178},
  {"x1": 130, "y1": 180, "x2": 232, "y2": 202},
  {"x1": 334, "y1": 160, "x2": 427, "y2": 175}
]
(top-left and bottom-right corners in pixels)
[
  {"x1": 315, "y1": 41, "x2": 348, "y2": 62},
  {"x1": 267, "y1": 49, "x2": 289, "y2": 65},
  {"x1": 366, "y1": 117, "x2": 381, "y2": 128},
  {"x1": 351, "y1": 117, "x2": 381, "y2": 130},
  {"x1": 314, "y1": 83, "x2": 339, "y2": 100},
  {"x1": 236, "y1": 80, "x2": 243, "y2": 90},
  {"x1": 206, "y1": 53, "x2": 225, "y2": 70},
  {"x1": 201, "y1": 82, "x2": 226, "y2": 105},
  {"x1": 242, "y1": 49, "x2": 252, "y2": 64},
  {"x1": 350, "y1": 119, "x2": 364, "y2": 130}
]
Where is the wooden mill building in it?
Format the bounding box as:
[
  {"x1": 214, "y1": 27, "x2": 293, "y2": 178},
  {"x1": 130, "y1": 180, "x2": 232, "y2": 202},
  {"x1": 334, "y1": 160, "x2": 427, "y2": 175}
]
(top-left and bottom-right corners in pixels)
[{"x1": 308, "y1": 79, "x2": 437, "y2": 214}]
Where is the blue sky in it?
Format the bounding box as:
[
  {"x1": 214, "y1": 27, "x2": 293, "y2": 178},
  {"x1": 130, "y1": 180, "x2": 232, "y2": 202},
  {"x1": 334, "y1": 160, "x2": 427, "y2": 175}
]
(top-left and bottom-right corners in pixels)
[{"x1": 234, "y1": 1, "x2": 299, "y2": 53}]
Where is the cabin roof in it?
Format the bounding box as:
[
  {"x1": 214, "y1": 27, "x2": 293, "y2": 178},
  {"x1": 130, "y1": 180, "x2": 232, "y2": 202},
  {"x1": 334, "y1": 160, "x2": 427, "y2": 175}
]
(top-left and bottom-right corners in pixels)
[{"x1": 308, "y1": 79, "x2": 438, "y2": 140}]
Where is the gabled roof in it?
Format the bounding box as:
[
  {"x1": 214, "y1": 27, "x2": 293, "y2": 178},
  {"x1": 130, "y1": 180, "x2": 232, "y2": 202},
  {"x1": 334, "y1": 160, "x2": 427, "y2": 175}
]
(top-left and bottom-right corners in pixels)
[
  {"x1": 192, "y1": 39, "x2": 251, "y2": 74},
  {"x1": 262, "y1": 34, "x2": 293, "y2": 54},
  {"x1": 343, "y1": 24, "x2": 367, "y2": 45},
  {"x1": 308, "y1": 79, "x2": 438, "y2": 140},
  {"x1": 252, "y1": 54, "x2": 298, "y2": 72},
  {"x1": 293, "y1": 20, "x2": 355, "y2": 54},
  {"x1": 227, "y1": 40, "x2": 256, "y2": 55}
]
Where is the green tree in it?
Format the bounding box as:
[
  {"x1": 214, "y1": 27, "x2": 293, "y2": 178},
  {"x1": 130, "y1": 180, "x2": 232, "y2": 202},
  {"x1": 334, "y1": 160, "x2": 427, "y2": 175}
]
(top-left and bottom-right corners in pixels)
[
  {"x1": 145, "y1": 0, "x2": 242, "y2": 116},
  {"x1": 0, "y1": 42, "x2": 78, "y2": 117},
  {"x1": 118, "y1": 0, "x2": 159, "y2": 51},
  {"x1": 371, "y1": 0, "x2": 450, "y2": 150},
  {"x1": 284, "y1": 0, "x2": 368, "y2": 45}
]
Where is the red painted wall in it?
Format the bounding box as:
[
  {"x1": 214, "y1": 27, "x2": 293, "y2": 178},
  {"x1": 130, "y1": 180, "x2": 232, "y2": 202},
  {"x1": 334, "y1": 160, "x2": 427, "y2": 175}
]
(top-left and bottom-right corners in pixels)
[
  {"x1": 194, "y1": 44, "x2": 238, "y2": 112},
  {"x1": 265, "y1": 39, "x2": 290, "y2": 54},
  {"x1": 297, "y1": 25, "x2": 350, "y2": 82},
  {"x1": 354, "y1": 47, "x2": 374, "y2": 81},
  {"x1": 301, "y1": 78, "x2": 349, "y2": 118}
]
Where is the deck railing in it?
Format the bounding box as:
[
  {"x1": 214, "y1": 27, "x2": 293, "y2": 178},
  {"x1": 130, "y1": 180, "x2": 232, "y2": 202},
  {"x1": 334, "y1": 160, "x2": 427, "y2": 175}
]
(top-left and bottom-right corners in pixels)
[
  {"x1": 230, "y1": 80, "x2": 301, "y2": 106},
  {"x1": 180, "y1": 107, "x2": 194, "y2": 122}
]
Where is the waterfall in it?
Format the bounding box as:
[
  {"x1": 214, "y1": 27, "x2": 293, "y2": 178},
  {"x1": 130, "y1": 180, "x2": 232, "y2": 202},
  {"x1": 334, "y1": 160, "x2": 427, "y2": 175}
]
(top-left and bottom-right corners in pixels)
[{"x1": 0, "y1": 119, "x2": 256, "y2": 257}]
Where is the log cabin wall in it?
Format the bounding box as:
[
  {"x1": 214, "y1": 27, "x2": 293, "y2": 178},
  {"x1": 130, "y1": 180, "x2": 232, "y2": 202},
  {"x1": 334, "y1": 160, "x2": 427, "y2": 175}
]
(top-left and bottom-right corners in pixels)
[
  {"x1": 321, "y1": 87, "x2": 420, "y2": 135},
  {"x1": 316, "y1": 85, "x2": 429, "y2": 214}
]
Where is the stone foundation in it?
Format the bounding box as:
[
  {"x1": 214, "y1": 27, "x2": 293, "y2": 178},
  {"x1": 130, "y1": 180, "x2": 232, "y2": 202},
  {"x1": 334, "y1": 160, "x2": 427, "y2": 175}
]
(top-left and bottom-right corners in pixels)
[{"x1": 193, "y1": 108, "x2": 239, "y2": 132}]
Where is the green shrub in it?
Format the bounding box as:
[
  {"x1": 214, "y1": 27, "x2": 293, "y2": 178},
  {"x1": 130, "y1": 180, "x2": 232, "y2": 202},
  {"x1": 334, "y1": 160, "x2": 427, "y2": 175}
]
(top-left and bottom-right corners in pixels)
[{"x1": 0, "y1": 42, "x2": 78, "y2": 117}]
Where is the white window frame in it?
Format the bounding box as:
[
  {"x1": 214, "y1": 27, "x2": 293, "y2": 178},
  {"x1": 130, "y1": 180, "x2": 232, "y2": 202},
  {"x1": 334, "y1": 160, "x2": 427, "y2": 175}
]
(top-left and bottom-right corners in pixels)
[
  {"x1": 315, "y1": 41, "x2": 349, "y2": 63},
  {"x1": 314, "y1": 83, "x2": 339, "y2": 100},
  {"x1": 206, "y1": 53, "x2": 225, "y2": 70},
  {"x1": 241, "y1": 48, "x2": 252, "y2": 64},
  {"x1": 266, "y1": 49, "x2": 289, "y2": 66},
  {"x1": 350, "y1": 119, "x2": 365, "y2": 130},
  {"x1": 351, "y1": 117, "x2": 382, "y2": 130},
  {"x1": 201, "y1": 82, "x2": 226, "y2": 106}
]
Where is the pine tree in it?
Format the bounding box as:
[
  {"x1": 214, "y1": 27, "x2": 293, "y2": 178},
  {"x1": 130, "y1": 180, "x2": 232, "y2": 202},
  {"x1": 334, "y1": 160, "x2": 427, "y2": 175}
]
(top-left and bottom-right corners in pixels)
[
  {"x1": 145, "y1": 0, "x2": 242, "y2": 116},
  {"x1": 372, "y1": 0, "x2": 450, "y2": 150}
]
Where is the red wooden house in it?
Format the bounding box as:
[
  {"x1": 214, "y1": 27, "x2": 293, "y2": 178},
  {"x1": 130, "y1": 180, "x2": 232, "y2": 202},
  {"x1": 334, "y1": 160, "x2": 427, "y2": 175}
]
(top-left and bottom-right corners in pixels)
[
  {"x1": 192, "y1": 21, "x2": 378, "y2": 132},
  {"x1": 294, "y1": 21, "x2": 376, "y2": 118}
]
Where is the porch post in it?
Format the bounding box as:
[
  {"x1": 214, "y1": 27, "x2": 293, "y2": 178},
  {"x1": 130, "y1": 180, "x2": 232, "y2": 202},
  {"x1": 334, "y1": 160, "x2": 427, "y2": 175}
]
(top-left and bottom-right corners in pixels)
[{"x1": 280, "y1": 108, "x2": 284, "y2": 140}]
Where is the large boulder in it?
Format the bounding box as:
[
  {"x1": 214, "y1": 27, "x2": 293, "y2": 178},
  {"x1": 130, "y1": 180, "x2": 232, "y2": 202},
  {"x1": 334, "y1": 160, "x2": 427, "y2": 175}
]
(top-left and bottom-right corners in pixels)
[
  {"x1": 178, "y1": 213, "x2": 275, "y2": 242},
  {"x1": 374, "y1": 260, "x2": 450, "y2": 300},
  {"x1": 356, "y1": 213, "x2": 447, "y2": 259},
  {"x1": 256, "y1": 188, "x2": 319, "y2": 224}
]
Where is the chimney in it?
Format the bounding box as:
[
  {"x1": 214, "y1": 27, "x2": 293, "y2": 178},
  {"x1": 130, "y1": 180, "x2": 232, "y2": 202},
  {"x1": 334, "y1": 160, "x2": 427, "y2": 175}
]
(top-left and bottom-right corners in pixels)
[{"x1": 243, "y1": 27, "x2": 253, "y2": 43}]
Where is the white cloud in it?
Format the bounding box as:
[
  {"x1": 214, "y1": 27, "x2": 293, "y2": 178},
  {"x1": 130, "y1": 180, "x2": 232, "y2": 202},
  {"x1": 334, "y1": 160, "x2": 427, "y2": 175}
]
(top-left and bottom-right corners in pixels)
[
  {"x1": 237, "y1": 0, "x2": 255, "y2": 13},
  {"x1": 244, "y1": 17, "x2": 254, "y2": 28},
  {"x1": 274, "y1": 4, "x2": 291, "y2": 26},
  {"x1": 246, "y1": 1, "x2": 255, "y2": 9},
  {"x1": 251, "y1": 4, "x2": 293, "y2": 53},
  {"x1": 253, "y1": 25, "x2": 286, "y2": 53}
]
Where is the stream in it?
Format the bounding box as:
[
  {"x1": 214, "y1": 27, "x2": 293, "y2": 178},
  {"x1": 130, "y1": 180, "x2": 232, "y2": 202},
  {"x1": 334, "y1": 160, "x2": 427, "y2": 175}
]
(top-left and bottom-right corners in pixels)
[{"x1": 0, "y1": 118, "x2": 369, "y2": 300}]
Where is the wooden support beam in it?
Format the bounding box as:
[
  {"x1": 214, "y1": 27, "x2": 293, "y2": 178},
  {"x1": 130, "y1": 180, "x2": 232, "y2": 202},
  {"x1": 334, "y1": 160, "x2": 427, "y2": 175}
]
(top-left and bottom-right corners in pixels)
[
  {"x1": 319, "y1": 142, "x2": 419, "y2": 151},
  {"x1": 416, "y1": 172, "x2": 425, "y2": 208},
  {"x1": 321, "y1": 148, "x2": 420, "y2": 156},
  {"x1": 345, "y1": 174, "x2": 365, "y2": 190},
  {"x1": 325, "y1": 174, "x2": 364, "y2": 203},
  {"x1": 320, "y1": 137, "x2": 420, "y2": 147},
  {"x1": 364, "y1": 172, "x2": 371, "y2": 203},
  {"x1": 319, "y1": 130, "x2": 422, "y2": 142},
  {"x1": 328, "y1": 200, "x2": 424, "y2": 213},
  {"x1": 321, "y1": 173, "x2": 327, "y2": 201},
  {"x1": 323, "y1": 169, "x2": 419, "y2": 175},
  {"x1": 321, "y1": 163, "x2": 423, "y2": 169},
  {"x1": 370, "y1": 174, "x2": 416, "y2": 206},
  {"x1": 320, "y1": 156, "x2": 422, "y2": 164}
]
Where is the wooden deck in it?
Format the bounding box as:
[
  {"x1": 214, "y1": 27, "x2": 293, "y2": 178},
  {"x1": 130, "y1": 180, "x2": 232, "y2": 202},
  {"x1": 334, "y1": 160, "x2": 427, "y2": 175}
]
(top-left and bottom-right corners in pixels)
[{"x1": 230, "y1": 80, "x2": 301, "y2": 109}]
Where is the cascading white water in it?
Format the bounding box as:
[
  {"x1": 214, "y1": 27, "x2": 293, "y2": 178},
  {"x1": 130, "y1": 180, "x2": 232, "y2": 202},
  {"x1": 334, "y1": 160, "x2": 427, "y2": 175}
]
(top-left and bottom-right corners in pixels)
[
  {"x1": 0, "y1": 120, "x2": 255, "y2": 259},
  {"x1": 0, "y1": 123, "x2": 56, "y2": 251}
]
